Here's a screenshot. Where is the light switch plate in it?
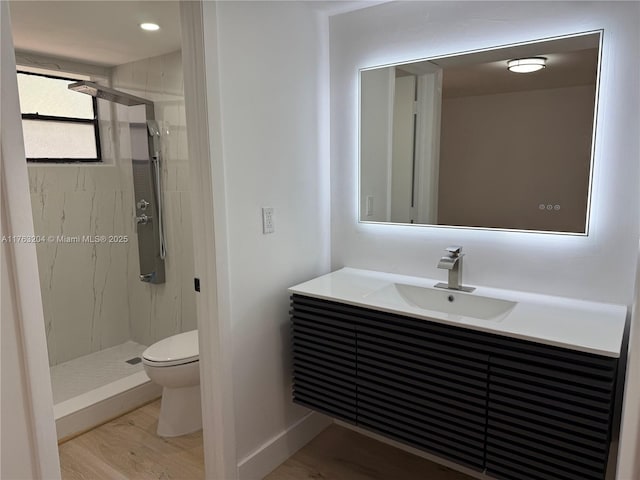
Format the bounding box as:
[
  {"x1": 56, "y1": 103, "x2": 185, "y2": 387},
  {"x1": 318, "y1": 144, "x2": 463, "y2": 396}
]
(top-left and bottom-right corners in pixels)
[
  {"x1": 262, "y1": 207, "x2": 275, "y2": 234},
  {"x1": 366, "y1": 196, "x2": 374, "y2": 217}
]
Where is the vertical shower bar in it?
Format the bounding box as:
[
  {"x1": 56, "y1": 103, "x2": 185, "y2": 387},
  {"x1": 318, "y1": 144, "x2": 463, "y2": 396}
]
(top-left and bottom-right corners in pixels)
[
  {"x1": 68, "y1": 81, "x2": 166, "y2": 284},
  {"x1": 130, "y1": 103, "x2": 165, "y2": 284}
]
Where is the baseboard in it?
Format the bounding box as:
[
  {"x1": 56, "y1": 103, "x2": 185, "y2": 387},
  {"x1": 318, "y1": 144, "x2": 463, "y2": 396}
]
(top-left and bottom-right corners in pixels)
[
  {"x1": 55, "y1": 371, "x2": 162, "y2": 441},
  {"x1": 237, "y1": 411, "x2": 332, "y2": 480}
]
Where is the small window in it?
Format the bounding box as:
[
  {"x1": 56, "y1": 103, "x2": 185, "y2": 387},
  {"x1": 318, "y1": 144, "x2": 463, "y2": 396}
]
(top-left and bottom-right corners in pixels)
[{"x1": 17, "y1": 70, "x2": 101, "y2": 163}]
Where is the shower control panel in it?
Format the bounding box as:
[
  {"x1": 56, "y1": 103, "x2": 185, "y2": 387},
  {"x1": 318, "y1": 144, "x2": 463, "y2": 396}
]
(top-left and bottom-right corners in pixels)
[{"x1": 131, "y1": 107, "x2": 165, "y2": 284}]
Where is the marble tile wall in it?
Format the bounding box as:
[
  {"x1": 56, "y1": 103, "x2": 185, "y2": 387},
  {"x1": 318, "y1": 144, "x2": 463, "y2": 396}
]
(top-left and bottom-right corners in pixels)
[
  {"x1": 29, "y1": 50, "x2": 195, "y2": 366},
  {"x1": 112, "y1": 51, "x2": 197, "y2": 347},
  {"x1": 29, "y1": 99, "x2": 134, "y2": 366}
]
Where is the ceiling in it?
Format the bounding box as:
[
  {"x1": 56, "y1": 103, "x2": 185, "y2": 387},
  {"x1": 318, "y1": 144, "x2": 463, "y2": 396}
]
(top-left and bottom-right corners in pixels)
[
  {"x1": 441, "y1": 47, "x2": 599, "y2": 99},
  {"x1": 9, "y1": 1, "x2": 181, "y2": 67},
  {"x1": 8, "y1": 1, "x2": 384, "y2": 68},
  {"x1": 396, "y1": 33, "x2": 600, "y2": 98}
]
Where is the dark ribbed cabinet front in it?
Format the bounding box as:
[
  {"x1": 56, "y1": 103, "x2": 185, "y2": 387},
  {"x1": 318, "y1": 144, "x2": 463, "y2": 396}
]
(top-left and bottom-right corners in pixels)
[
  {"x1": 290, "y1": 294, "x2": 619, "y2": 480},
  {"x1": 485, "y1": 339, "x2": 618, "y2": 480},
  {"x1": 291, "y1": 295, "x2": 357, "y2": 423},
  {"x1": 355, "y1": 307, "x2": 489, "y2": 471}
]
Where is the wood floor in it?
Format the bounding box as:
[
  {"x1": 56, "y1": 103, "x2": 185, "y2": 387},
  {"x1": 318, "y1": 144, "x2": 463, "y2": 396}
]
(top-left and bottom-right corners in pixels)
[
  {"x1": 60, "y1": 401, "x2": 475, "y2": 480},
  {"x1": 58, "y1": 400, "x2": 204, "y2": 480},
  {"x1": 265, "y1": 425, "x2": 476, "y2": 480}
]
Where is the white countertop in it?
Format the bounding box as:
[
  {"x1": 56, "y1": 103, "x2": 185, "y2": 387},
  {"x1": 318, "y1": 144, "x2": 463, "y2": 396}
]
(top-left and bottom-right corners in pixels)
[{"x1": 289, "y1": 268, "x2": 627, "y2": 358}]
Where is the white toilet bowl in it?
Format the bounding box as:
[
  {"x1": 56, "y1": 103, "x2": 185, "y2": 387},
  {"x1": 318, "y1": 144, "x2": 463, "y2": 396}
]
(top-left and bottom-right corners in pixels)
[{"x1": 142, "y1": 330, "x2": 201, "y2": 437}]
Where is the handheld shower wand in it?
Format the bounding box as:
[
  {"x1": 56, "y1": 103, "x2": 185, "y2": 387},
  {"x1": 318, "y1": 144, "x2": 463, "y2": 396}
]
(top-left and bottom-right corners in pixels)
[{"x1": 147, "y1": 120, "x2": 166, "y2": 260}]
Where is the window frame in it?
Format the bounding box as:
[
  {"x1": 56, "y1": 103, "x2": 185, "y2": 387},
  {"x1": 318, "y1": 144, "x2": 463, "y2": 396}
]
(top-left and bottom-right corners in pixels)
[{"x1": 17, "y1": 69, "x2": 102, "y2": 163}]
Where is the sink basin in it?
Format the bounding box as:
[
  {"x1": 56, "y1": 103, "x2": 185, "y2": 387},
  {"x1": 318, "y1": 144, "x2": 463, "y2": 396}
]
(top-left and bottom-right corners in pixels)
[{"x1": 370, "y1": 283, "x2": 517, "y2": 321}]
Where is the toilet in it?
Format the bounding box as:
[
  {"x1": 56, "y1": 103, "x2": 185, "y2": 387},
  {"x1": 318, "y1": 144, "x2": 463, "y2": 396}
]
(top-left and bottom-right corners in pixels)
[{"x1": 142, "y1": 329, "x2": 202, "y2": 437}]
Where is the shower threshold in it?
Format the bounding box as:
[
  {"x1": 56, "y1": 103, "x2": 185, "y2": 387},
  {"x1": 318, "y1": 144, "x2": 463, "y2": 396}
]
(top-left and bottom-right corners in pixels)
[{"x1": 51, "y1": 341, "x2": 161, "y2": 441}]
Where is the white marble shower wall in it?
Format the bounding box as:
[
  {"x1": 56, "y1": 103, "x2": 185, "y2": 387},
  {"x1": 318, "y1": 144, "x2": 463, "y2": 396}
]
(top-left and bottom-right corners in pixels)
[
  {"x1": 28, "y1": 91, "x2": 135, "y2": 366},
  {"x1": 111, "y1": 50, "x2": 197, "y2": 347},
  {"x1": 28, "y1": 51, "x2": 195, "y2": 366}
]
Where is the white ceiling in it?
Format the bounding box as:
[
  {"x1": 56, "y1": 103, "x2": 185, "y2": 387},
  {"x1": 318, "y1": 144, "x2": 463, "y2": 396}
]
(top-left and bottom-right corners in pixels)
[
  {"x1": 9, "y1": 1, "x2": 181, "y2": 67},
  {"x1": 395, "y1": 33, "x2": 600, "y2": 98},
  {"x1": 8, "y1": 1, "x2": 385, "y2": 68}
]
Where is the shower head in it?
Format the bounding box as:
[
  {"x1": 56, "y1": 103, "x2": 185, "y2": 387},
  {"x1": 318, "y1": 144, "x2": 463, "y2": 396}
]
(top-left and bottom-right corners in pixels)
[
  {"x1": 68, "y1": 81, "x2": 152, "y2": 107},
  {"x1": 147, "y1": 120, "x2": 161, "y2": 158},
  {"x1": 147, "y1": 120, "x2": 160, "y2": 137}
]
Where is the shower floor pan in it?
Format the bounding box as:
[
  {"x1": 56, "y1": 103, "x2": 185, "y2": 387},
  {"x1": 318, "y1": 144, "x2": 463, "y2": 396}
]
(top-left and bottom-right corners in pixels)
[{"x1": 51, "y1": 341, "x2": 161, "y2": 441}]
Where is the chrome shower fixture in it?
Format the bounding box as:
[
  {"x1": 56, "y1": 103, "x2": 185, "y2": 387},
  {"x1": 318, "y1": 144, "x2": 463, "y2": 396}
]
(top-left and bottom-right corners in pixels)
[
  {"x1": 69, "y1": 81, "x2": 166, "y2": 284},
  {"x1": 68, "y1": 81, "x2": 152, "y2": 106}
]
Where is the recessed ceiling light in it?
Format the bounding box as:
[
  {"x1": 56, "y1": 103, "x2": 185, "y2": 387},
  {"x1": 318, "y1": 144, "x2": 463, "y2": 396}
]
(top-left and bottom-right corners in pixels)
[
  {"x1": 140, "y1": 23, "x2": 160, "y2": 31},
  {"x1": 507, "y1": 57, "x2": 547, "y2": 74}
]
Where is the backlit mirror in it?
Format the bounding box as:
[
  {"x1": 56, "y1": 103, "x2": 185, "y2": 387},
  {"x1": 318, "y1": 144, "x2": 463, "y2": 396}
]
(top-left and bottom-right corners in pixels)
[{"x1": 359, "y1": 31, "x2": 601, "y2": 234}]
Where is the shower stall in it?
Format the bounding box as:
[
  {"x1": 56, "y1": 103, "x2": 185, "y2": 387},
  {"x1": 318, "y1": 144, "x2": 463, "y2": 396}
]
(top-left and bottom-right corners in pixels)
[{"x1": 26, "y1": 50, "x2": 196, "y2": 439}]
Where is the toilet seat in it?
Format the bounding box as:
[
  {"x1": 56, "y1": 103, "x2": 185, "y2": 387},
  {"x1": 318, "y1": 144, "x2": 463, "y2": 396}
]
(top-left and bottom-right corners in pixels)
[{"x1": 142, "y1": 330, "x2": 198, "y2": 367}]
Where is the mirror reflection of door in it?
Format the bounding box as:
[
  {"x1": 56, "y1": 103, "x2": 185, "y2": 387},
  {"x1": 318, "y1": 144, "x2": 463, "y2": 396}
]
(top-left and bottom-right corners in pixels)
[
  {"x1": 360, "y1": 31, "x2": 601, "y2": 234},
  {"x1": 361, "y1": 65, "x2": 443, "y2": 225},
  {"x1": 392, "y1": 64, "x2": 443, "y2": 225},
  {"x1": 390, "y1": 73, "x2": 416, "y2": 223}
]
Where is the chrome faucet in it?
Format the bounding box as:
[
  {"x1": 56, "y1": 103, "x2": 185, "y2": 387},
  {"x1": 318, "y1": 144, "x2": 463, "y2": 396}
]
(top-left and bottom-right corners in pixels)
[{"x1": 435, "y1": 246, "x2": 475, "y2": 292}]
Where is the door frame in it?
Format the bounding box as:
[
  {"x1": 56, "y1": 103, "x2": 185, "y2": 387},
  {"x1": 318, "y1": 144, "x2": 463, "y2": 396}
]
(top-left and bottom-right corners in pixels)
[
  {"x1": 1, "y1": 2, "x2": 61, "y2": 477},
  {"x1": 2, "y1": 1, "x2": 235, "y2": 478},
  {"x1": 180, "y1": 1, "x2": 237, "y2": 478}
]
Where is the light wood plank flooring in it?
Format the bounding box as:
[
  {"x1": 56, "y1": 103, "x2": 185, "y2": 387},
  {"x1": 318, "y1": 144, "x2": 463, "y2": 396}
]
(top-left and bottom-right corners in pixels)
[
  {"x1": 265, "y1": 424, "x2": 476, "y2": 480},
  {"x1": 58, "y1": 400, "x2": 204, "y2": 480},
  {"x1": 60, "y1": 401, "x2": 475, "y2": 480}
]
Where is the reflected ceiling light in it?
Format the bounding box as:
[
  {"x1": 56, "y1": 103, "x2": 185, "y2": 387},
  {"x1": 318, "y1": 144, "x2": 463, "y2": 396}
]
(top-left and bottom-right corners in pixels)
[
  {"x1": 507, "y1": 57, "x2": 547, "y2": 73},
  {"x1": 140, "y1": 23, "x2": 160, "y2": 31}
]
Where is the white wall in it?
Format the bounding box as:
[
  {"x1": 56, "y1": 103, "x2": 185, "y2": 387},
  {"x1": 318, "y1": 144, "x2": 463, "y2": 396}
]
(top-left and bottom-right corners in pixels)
[
  {"x1": 330, "y1": 2, "x2": 639, "y2": 479},
  {"x1": 619, "y1": 253, "x2": 640, "y2": 480},
  {"x1": 205, "y1": 0, "x2": 331, "y2": 470},
  {"x1": 439, "y1": 85, "x2": 594, "y2": 232},
  {"x1": 330, "y1": 0, "x2": 639, "y2": 305}
]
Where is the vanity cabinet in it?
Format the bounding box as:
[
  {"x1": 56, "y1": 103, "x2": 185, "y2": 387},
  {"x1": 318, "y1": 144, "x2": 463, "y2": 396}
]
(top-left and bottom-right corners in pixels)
[{"x1": 290, "y1": 294, "x2": 620, "y2": 480}]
